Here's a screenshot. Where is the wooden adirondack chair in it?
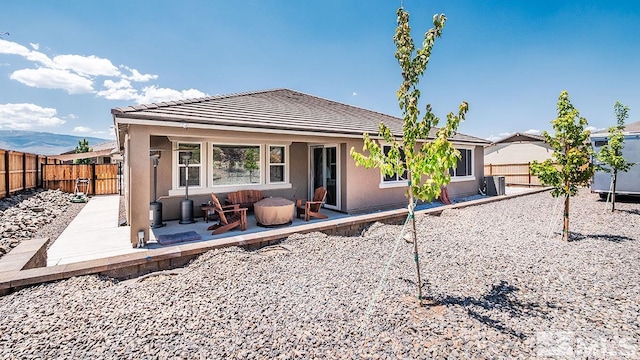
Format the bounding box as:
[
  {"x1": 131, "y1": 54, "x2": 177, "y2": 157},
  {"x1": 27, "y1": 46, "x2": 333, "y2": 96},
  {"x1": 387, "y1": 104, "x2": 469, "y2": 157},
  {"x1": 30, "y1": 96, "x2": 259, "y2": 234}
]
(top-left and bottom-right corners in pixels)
[
  {"x1": 207, "y1": 193, "x2": 248, "y2": 235},
  {"x1": 296, "y1": 187, "x2": 328, "y2": 221}
]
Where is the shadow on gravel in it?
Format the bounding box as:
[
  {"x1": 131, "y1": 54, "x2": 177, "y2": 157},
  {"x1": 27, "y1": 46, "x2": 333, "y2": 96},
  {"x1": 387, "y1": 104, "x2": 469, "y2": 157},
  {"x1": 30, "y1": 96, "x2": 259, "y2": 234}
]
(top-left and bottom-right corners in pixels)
[
  {"x1": 597, "y1": 195, "x2": 640, "y2": 204},
  {"x1": 410, "y1": 280, "x2": 554, "y2": 339},
  {"x1": 616, "y1": 209, "x2": 640, "y2": 216},
  {"x1": 568, "y1": 232, "x2": 634, "y2": 243}
]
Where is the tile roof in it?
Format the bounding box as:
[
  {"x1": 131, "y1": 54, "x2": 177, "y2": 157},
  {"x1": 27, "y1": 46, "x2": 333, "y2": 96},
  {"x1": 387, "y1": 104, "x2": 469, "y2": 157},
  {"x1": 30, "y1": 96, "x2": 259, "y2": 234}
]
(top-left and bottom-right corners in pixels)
[
  {"x1": 112, "y1": 88, "x2": 489, "y2": 144},
  {"x1": 491, "y1": 132, "x2": 546, "y2": 144},
  {"x1": 592, "y1": 120, "x2": 640, "y2": 135}
]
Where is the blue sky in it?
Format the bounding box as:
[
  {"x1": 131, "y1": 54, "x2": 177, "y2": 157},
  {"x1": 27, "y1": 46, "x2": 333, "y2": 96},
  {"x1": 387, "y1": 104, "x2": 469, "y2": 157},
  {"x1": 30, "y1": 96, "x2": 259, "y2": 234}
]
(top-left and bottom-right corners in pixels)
[{"x1": 1, "y1": 0, "x2": 639, "y2": 141}]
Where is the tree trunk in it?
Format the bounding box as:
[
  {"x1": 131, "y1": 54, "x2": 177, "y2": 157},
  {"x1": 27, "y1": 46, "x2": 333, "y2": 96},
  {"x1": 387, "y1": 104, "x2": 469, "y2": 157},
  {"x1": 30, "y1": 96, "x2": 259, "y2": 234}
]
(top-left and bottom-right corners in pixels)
[
  {"x1": 563, "y1": 195, "x2": 570, "y2": 241},
  {"x1": 407, "y1": 174, "x2": 423, "y2": 302},
  {"x1": 611, "y1": 170, "x2": 617, "y2": 212}
]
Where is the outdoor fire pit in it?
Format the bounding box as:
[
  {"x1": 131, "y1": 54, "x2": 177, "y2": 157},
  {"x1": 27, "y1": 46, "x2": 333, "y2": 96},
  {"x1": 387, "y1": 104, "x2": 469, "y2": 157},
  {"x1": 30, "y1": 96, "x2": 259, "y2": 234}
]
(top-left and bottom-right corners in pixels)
[{"x1": 253, "y1": 197, "x2": 294, "y2": 227}]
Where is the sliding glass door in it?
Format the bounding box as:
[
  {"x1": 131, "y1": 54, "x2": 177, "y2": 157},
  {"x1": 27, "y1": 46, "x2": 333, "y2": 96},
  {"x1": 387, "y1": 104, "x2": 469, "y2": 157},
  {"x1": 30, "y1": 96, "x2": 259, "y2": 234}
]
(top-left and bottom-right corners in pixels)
[{"x1": 310, "y1": 145, "x2": 339, "y2": 210}]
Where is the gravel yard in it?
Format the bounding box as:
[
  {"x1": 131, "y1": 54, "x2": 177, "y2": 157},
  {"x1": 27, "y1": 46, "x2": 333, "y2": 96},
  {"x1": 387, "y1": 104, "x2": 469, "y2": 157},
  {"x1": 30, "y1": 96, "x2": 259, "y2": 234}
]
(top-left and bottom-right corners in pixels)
[
  {"x1": 1, "y1": 189, "x2": 639, "y2": 358},
  {"x1": 0, "y1": 189, "x2": 85, "y2": 257}
]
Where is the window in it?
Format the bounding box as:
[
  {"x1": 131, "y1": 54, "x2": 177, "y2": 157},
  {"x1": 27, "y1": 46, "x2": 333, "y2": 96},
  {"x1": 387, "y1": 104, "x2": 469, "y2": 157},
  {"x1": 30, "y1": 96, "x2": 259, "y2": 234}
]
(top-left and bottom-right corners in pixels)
[
  {"x1": 269, "y1": 145, "x2": 286, "y2": 183},
  {"x1": 211, "y1": 144, "x2": 261, "y2": 186},
  {"x1": 382, "y1": 145, "x2": 407, "y2": 182},
  {"x1": 177, "y1": 143, "x2": 201, "y2": 187},
  {"x1": 450, "y1": 148, "x2": 473, "y2": 177}
]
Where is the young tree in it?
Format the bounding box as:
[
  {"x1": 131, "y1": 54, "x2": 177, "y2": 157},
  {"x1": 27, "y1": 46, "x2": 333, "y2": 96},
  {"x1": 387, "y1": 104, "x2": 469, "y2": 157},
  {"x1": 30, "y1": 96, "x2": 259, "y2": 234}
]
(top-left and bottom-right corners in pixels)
[
  {"x1": 244, "y1": 148, "x2": 259, "y2": 183},
  {"x1": 597, "y1": 101, "x2": 635, "y2": 212},
  {"x1": 350, "y1": 7, "x2": 468, "y2": 302},
  {"x1": 74, "y1": 139, "x2": 92, "y2": 164},
  {"x1": 530, "y1": 91, "x2": 594, "y2": 241}
]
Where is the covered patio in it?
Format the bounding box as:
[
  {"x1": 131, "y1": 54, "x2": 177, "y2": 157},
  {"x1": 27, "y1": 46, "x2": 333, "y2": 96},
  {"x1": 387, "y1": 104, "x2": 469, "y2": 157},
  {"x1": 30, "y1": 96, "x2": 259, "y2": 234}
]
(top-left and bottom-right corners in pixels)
[{"x1": 112, "y1": 89, "x2": 490, "y2": 248}]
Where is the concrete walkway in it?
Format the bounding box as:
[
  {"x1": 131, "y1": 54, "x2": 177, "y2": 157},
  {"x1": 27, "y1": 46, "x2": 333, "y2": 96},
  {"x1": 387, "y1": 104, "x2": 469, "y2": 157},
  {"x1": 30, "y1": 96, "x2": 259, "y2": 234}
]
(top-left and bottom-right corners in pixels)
[
  {"x1": 45, "y1": 186, "x2": 543, "y2": 266},
  {"x1": 47, "y1": 195, "x2": 141, "y2": 266}
]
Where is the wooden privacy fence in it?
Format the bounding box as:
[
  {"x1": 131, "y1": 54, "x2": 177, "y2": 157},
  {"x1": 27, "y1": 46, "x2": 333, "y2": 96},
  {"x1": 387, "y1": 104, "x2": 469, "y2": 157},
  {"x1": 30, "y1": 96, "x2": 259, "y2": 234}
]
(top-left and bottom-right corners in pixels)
[
  {"x1": 0, "y1": 149, "x2": 60, "y2": 199},
  {"x1": 484, "y1": 162, "x2": 544, "y2": 187},
  {"x1": 42, "y1": 164, "x2": 120, "y2": 195}
]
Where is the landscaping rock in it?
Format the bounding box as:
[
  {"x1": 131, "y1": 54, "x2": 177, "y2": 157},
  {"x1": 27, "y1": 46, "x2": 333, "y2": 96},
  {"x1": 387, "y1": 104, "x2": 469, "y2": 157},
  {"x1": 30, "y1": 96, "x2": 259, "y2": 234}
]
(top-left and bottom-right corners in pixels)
[
  {"x1": 0, "y1": 189, "x2": 85, "y2": 258},
  {"x1": 0, "y1": 189, "x2": 639, "y2": 358}
]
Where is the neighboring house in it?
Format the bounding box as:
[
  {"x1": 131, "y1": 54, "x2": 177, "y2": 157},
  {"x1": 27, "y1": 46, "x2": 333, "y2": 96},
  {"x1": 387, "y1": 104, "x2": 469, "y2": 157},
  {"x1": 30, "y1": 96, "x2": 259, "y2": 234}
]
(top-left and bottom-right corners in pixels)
[
  {"x1": 55, "y1": 141, "x2": 120, "y2": 164},
  {"x1": 112, "y1": 89, "x2": 490, "y2": 246},
  {"x1": 484, "y1": 132, "x2": 552, "y2": 165}
]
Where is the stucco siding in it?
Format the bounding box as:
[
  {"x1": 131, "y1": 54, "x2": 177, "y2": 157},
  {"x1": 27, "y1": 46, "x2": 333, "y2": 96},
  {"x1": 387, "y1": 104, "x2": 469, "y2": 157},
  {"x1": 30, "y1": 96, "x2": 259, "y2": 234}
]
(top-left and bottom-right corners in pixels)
[
  {"x1": 484, "y1": 142, "x2": 553, "y2": 164},
  {"x1": 345, "y1": 139, "x2": 407, "y2": 214},
  {"x1": 127, "y1": 125, "x2": 151, "y2": 245}
]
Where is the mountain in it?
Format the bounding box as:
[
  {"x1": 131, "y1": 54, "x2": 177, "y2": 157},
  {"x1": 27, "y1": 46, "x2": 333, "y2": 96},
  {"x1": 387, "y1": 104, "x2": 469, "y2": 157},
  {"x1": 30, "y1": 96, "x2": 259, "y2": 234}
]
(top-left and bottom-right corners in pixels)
[{"x1": 0, "y1": 130, "x2": 111, "y2": 155}]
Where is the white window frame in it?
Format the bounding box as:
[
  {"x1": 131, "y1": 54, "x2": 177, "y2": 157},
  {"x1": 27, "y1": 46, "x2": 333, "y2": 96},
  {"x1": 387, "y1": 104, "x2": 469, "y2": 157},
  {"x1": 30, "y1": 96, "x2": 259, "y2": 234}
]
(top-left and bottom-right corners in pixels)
[
  {"x1": 174, "y1": 142, "x2": 204, "y2": 190},
  {"x1": 450, "y1": 146, "x2": 476, "y2": 182},
  {"x1": 168, "y1": 140, "x2": 292, "y2": 196},
  {"x1": 209, "y1": 142, "x2": 264, "y2": 188},
  {"x1": 267, "y1": 144, "x2": 289, "y2": 184},
  {"x1": 379, "y1": 144, "x2": 408, "y2": 189}
]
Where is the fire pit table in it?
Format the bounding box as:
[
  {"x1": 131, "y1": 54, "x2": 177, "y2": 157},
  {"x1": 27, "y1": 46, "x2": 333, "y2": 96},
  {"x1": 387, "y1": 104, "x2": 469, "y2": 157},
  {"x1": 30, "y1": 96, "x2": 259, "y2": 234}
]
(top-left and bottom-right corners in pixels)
[{"x1": 254, "y1": 197, "x2": 294, "y2": 227}]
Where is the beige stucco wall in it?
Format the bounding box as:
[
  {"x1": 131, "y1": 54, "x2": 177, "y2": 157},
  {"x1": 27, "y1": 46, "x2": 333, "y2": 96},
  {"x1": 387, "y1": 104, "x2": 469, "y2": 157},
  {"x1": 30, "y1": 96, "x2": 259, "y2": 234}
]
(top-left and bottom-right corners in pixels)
[
  {"x1": 446, "y1": 147, "x2": 484, "y2": 199},
  {"x1": 126, "y1": 125, "x2": 151, "y2": 246},
  {"x1": 288, "y1": 142, "x2": 308, "y2": 203},
  {"x1": 345, "y1": 139, "x2": 485, "y2": 213},
  {"x1": 344, "y1": 139, "x2": 407, "y2": 213},
  {"x1": 484, "y1": 142, "x2": 553, "y2": 165}
]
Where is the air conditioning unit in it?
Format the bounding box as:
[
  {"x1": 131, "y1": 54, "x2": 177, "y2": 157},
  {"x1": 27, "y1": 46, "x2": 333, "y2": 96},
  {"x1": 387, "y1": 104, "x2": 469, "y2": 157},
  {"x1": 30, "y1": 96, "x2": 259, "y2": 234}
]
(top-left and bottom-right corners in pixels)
[{"x1": 484, "y1": 176, "x2": 505, "y2": 196}]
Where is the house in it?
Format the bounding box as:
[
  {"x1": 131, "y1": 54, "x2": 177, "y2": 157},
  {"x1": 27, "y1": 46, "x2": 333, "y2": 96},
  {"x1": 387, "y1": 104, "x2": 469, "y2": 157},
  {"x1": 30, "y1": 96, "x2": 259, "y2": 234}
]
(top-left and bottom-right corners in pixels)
[
  {"x1": 54, "y1": 141, "x2": 120, "y2": 164},
  {"x1": 112, "y1": 89, "x2": 490, "y2": 246},
  {"x1": 484, "y1": 132, "x2": 552, "y2": 165}
]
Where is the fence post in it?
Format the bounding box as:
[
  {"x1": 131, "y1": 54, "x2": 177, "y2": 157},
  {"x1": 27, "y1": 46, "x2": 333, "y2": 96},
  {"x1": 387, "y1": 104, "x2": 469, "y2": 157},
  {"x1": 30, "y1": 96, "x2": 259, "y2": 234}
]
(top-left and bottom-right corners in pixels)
[
  {"x1": 4, "y1": 151, "x2": 10, "y2": 196},
  {"x1": 118, "y1": 162, "x2": 122, "y2": 196},
  {"x1": 22, "y1": 152, "x2": 27, "y2": 191},
  {"x1": 528, "y1": 162, "x2": 531, "y2": 187},
  {"x1": 35, "y1": 155, "x2": 39, "y2": 188},
  {"x1": 91, "y1": 163, "x2": 96, "y2": 195},
  {"x1": 489, "y1": 163, "x2": 492, "y2": 175}
]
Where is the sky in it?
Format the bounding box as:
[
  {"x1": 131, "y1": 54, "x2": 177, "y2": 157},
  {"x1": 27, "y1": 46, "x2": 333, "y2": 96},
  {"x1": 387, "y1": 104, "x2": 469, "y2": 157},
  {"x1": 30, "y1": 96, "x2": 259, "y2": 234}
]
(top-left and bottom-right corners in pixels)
[{"x1": 1, "y1": 0, "x2": 639, "y2": 142}]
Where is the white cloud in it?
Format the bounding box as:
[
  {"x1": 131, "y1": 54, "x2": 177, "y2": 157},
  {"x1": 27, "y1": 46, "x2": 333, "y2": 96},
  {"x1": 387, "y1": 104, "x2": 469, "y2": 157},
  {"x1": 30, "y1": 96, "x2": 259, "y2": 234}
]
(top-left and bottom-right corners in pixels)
[
  {"x1": 0, "y1": 39, "x2": 54, "y2": 67},
  {"x1": 67, "y1": 113, "x2": 78, "y2": 119},
  {"x1": 97, "y1": 81, "x2": 207, "y2": 103},
  {"x1": 96, "y1": 79, "x2": 138, "y2": 101},
  {"x1": 73, "y1": 126, "x2": 92, "y2": 133},
  {"x1": 352, "y1": 92, "x2": 358, "y2": 96},
  {"x1": 136, "y1": 86, "x2": 207, "y2": 104},
  {"x1": 585, "y1": 125, "x2": 604, "y2": 133},
  {"x1": 2, "y1": 38, "x2": 208, "y2": 104},
  {"x1": 524, "y1": 129, "x2": 541, "y2": 135},
  {"x1": 53, "y1": 54, "x2": 120, "y2": 77},
  {"x1": 10, "y1": 68, "x2": 94, "y2": 94},
  {"x1": 121, "y1": 65, "x2": 158, "y2": 82},
  {"x1": 0, "y1": 103, "x2": 65, "y2": 129},
  {"x1": 486, "y1": 132, "x2": 514, "y2": 143}
]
